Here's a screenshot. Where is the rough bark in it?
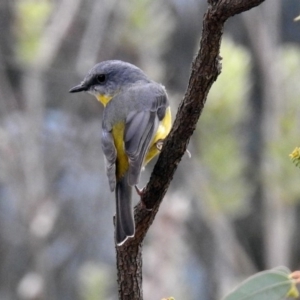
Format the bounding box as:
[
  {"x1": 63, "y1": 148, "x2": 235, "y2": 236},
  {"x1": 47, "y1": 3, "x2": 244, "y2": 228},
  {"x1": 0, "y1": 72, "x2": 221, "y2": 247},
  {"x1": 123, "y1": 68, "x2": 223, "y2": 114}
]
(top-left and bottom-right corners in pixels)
[{"x1": 116, "y1": 1, "x2": 266, "y2": 299}]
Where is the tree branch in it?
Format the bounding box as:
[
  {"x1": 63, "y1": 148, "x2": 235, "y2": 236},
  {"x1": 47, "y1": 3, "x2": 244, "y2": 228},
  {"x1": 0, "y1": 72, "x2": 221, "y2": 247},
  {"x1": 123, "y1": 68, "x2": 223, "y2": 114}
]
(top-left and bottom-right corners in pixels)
[{"x1": 116, "y1": 0, "x2": 265, "y2": 299}]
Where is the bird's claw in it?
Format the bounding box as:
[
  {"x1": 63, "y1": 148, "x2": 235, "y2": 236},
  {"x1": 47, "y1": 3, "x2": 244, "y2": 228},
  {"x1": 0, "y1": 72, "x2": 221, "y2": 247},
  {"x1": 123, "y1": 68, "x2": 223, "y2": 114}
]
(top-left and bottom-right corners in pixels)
[
  {"x1": 135, "y1": 185, "x2": 152, "y2": 211},
  {"x1": 135, "y1": 185, "x2": 145, "y2": 196},
  {"x1": 156, "y1": 140, "x2": 164, "y2": 151}
]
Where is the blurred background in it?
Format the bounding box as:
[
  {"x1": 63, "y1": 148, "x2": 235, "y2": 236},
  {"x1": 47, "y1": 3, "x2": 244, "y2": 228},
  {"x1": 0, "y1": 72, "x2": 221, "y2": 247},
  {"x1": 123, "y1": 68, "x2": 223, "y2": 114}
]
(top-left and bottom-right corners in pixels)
[{"x1": 1, "y1": 0, "x2": 300, "y2": 299}]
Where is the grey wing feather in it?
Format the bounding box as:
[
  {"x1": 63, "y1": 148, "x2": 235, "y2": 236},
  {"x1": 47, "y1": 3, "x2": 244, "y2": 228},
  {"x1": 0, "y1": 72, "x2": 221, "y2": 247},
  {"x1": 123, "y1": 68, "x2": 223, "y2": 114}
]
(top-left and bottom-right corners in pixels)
[
  {"x1": 101, "y1": 129, "x2": 117, "y2": 191},
  {"x1": 124, "y1": 92, "x2": 168, "y2": 187},
  {"x1": 125, "y1": 110, "x2": 157, "y2": 186},
  {"x1": 125, "y1": 111, "x2": 151, "y2": 152}
]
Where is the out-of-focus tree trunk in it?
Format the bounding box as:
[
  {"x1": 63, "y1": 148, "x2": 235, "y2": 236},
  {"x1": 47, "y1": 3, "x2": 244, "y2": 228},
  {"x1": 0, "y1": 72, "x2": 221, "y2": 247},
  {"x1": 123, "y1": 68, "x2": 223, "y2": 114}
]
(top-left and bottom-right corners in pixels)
[
  {"x1": 236, "y1": 0, "x2": 295, "y2": 270},
  {"x1": 18, "y1": 1, "x2": 83, "y2": 299},
  {"x1": 0, "y1": 0, "x2": 19, "y2": 113}
]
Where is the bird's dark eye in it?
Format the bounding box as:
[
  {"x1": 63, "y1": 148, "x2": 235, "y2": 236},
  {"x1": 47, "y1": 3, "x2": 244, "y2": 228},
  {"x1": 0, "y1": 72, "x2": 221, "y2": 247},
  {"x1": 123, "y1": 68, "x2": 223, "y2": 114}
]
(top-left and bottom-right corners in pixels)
[{"x1": 96, "y1": 74, "x2": 106, "y2": 84}]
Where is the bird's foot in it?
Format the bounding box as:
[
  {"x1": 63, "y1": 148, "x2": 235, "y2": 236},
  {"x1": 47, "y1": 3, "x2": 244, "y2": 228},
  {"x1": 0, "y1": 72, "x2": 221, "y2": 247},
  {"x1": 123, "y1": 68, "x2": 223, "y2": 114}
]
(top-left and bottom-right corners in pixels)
[
  {"x1": 135, "y1": 185, "x2": 145, "y2": 196},
  {"x1": 155, "y1": 140, "x2": 164, "y2": 151},
  {"x1": 135, "y1": 185, "x2": 152, "y2": 211}
]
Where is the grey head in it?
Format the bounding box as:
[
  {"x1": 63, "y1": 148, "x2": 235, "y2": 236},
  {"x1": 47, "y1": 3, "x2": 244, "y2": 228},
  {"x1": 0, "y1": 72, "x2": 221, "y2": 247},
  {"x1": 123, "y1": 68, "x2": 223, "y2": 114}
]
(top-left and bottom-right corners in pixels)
[{"x1": 69, "y1": 60, "x2": 149, "y2": 98}]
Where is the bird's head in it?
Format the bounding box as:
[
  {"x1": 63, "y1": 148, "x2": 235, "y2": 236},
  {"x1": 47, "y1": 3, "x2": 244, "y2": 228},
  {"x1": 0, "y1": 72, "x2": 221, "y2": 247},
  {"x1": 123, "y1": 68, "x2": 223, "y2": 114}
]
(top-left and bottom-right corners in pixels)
[{"x1": 69, "y1": 60, "x2": 148, "y2": 106}]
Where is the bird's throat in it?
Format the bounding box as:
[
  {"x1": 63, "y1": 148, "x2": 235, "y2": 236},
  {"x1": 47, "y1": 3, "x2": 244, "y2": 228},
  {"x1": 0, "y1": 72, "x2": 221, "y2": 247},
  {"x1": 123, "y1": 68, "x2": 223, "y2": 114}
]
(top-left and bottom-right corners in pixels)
[{"x1": 96, "y1": 94, "x2": 113, "y2": 106}]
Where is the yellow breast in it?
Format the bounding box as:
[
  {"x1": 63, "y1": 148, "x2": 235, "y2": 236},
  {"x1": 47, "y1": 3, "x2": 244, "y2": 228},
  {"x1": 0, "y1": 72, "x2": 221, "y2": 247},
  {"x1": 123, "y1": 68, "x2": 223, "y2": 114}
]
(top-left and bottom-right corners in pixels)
[
  {"x1": 144, "y1": 106, "x2": 172, "y2": 165},
  {"x1": 111, "y1": 106, "x2": 172, "y2": 180}
]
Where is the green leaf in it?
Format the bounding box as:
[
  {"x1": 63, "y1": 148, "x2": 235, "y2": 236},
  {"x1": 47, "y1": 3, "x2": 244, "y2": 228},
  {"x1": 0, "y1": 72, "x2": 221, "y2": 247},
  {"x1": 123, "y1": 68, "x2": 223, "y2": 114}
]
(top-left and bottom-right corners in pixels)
[{"x1": 222, "y1": 267, "x2": 297, "y2": 300}]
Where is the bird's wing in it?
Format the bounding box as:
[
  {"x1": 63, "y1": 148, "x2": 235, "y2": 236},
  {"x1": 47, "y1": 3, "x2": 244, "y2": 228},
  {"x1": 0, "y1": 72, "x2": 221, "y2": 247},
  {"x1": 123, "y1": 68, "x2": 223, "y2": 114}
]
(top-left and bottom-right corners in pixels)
[
  {"x1": 101, "y1": 129, "x2": 117, "y2": 192},
  {"x1": 124, "y1": 90, "x2": 168, "y2": 186}
]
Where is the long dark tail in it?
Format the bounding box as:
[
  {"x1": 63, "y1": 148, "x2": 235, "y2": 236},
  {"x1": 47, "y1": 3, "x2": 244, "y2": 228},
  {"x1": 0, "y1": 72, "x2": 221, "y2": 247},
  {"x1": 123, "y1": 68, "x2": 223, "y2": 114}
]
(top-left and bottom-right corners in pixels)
[{"x1": 115, "y1": 173, "x2": 135, "y2": 246}]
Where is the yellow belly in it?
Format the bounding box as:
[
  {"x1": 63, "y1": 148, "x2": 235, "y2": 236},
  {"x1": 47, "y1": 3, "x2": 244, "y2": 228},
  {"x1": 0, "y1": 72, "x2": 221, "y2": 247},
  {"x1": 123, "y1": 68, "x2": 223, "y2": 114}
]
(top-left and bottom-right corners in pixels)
[{"x1": 112, "y1": 106, "x2": 172, "y2": 180}]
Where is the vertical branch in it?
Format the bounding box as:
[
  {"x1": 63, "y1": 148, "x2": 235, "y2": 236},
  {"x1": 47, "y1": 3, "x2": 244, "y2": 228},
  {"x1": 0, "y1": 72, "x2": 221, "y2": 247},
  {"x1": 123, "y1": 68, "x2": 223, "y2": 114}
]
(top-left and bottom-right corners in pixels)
[{"x1": 117, "y1": 243, "x2": 143, "y2": 299}]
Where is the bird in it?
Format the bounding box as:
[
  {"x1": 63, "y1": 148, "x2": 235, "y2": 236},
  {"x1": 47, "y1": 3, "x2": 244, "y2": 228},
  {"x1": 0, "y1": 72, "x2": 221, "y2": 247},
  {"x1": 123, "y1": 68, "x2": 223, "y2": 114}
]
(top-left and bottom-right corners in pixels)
[{"x1": 69, "y1": 60, "x2": 172, "y2": 246}]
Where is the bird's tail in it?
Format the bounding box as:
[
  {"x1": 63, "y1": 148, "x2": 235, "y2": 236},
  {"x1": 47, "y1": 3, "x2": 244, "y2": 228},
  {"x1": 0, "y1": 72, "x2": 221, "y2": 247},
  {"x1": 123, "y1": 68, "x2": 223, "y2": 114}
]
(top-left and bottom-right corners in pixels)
[{"x1": 115, "y1": 173, "x2": 135, "y2": 246}]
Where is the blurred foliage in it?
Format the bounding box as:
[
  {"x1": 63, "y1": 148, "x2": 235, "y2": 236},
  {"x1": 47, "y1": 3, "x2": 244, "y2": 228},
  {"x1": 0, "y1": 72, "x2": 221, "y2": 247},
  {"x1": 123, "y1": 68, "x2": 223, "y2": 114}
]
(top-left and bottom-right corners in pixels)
[
  {"x1": 197, "y1": 39, "x2": 300, "y2": 215},
  {"x1": 197, "y1": 37, "x2": 250, "y2": 214},
  {"x1": 290, "y1": 147, "x2": 300, "y2": 168},
  {"x1": 15, "y1": 0, "x2": 53, "y2": 62},
  {"x1": 118, "y1": 0, "x2": 175, "y2": 77},
  {"x1": 79, "y1": 263, "x2": 111, "y2": 300},
  {"x1": 268, "y1": 46, "x2": 300, "y2": 203},
  {"x1": 124, "y1": 0, "x2": 174, "y2": 51}
]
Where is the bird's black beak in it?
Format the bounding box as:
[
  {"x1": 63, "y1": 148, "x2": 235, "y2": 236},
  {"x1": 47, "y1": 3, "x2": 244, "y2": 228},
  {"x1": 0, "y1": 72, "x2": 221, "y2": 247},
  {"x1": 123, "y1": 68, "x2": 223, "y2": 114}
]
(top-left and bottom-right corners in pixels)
[{"x1": 69, "y1": 83, "x2": 88, "y2": 93}]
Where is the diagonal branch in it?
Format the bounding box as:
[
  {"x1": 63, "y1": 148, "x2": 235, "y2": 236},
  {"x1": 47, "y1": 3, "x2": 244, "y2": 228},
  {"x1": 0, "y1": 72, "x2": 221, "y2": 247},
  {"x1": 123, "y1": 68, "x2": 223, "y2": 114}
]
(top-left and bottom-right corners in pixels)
[
  {"x1": 135, "y1": 0, "x2": 266, "y2": 242},
  {"x1": 116, "y1": 0, "x2": 265, "y2": 299}
]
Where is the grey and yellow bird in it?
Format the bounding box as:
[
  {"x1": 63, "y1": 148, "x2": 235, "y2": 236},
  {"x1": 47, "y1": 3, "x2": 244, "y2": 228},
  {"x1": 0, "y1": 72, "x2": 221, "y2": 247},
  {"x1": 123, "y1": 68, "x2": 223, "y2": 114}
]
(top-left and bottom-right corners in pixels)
[{"x1": 69, "y1": 60, "x2": 172, "y2": 245}]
